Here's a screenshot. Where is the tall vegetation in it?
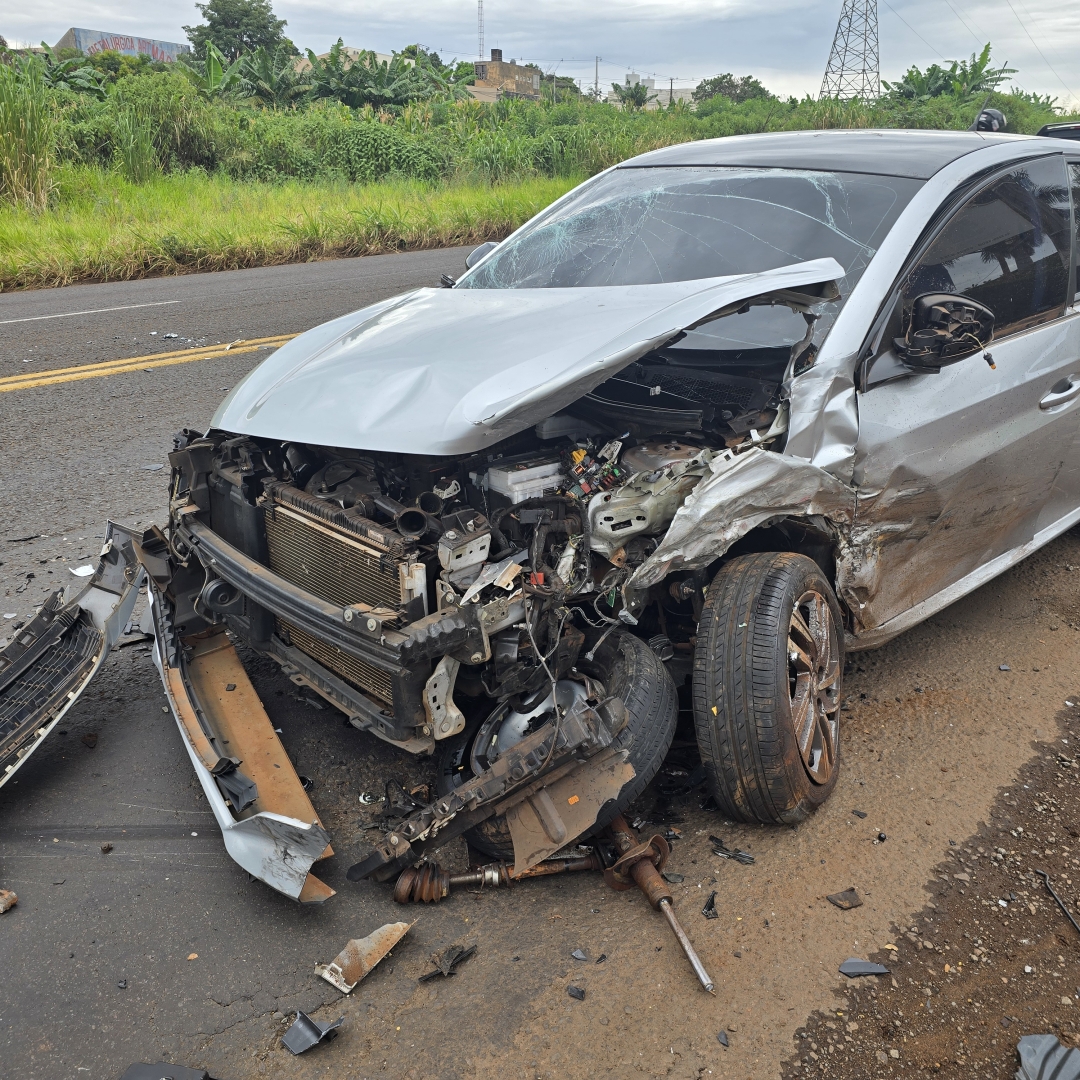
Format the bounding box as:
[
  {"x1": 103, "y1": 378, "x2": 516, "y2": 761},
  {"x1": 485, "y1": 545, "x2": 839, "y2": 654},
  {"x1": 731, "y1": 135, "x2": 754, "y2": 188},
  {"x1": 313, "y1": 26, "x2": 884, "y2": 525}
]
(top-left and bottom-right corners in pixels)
[{"x1": 0, "y1": 56, "x2": 54, "y2": 209}]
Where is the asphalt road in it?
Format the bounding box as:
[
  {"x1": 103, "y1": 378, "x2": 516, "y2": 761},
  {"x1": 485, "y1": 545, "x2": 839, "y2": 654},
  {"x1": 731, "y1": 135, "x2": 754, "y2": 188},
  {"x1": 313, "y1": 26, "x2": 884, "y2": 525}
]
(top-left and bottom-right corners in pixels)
[{"x1": 2, "y1": 254, "x2": 1080, "y2": 1080}]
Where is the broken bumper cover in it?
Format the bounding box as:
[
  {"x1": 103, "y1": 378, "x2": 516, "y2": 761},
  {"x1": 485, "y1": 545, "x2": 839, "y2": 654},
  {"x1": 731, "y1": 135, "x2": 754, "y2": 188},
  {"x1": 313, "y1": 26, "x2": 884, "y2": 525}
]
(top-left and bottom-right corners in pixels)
[
  {"x1": 1, "y1": 522, "x2": 143, "y2": 790},
  {"x1": 147, "y1": 586, "x2": 335, "y2": 903}
]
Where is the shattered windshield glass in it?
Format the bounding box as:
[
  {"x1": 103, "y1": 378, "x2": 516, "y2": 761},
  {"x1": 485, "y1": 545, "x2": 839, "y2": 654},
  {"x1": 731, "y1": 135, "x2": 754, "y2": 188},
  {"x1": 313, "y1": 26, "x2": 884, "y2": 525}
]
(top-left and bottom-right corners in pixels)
[{"x1": 458, "y1": 166, "x2": 922, "y2": 294}]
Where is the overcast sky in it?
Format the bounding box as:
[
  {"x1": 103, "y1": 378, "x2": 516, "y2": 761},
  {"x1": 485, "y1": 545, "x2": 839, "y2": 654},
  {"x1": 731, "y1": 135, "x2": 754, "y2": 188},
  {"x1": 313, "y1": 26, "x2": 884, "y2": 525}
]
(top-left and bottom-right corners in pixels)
[{"x1": 5, "y1": 0, "x2": 1079, "y2": 109}]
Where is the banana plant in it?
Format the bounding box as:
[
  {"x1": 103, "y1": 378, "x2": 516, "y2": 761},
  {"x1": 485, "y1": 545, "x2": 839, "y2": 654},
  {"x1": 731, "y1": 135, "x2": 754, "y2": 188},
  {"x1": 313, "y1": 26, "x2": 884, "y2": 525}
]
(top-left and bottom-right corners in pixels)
[
  {"x1": 35, "y1": 43, "x2": 107, "y2": 100},
  {"x1": 180, "y1": 40, "x2": 246, "y2": 98}
]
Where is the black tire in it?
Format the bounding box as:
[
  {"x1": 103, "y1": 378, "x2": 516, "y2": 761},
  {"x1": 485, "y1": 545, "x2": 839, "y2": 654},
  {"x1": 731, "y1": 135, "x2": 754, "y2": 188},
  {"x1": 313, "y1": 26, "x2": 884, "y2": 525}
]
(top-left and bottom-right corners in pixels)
[
  {"x1": 693, "y1": 552, "x2": 844, "y2": 825},
  {"x1": 437, "y1": 628, "x2": 678, "y2": 860}
]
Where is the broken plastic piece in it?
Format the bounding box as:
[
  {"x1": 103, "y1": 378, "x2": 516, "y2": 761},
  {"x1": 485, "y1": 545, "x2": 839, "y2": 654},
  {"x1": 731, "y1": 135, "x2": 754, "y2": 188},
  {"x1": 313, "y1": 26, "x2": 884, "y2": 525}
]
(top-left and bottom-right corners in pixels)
[
  {"x1": 418, "y1": 943, "x2": 477, "y2": 982},
  {"x1": 119, "y1": 1064, "x2": 218, "y2": 1080},
  {"x1": 702, "y1": 891, "x2": 719, "y2": 919},
  {"x1": 717, "y1": 1031, "x2": 729, "y2": 1048},
  {"x1": 709, "y1": 836, "x2": 755, "y2": 864},
  {"x1": 839, "y1": 958, "x2": 890, "y2": 977},
  {"x1": 851, "y1": 809, "x2": 867, "y2": 819},
  {"x1": 281, "y1": 1011, "x2": 344, "y2": 1055},
  {"x1": 567, "y1": 985, "x2": 586, "y2": 1000},
  {"x1": 1015, "y1": 1033, "x2": 1080, "y2": 1080},
  {"x1": 571, "y1": 948, "x2": 588, "y2": 961},
  {"x1": 0, "y1": 889, "x2": 16, "y2": 913},
  {"x1": 662, "y1": 871, "x2": 685, "y2": 883},
  {"x1": 827, "y1": 888, "x2": 863, "y2": 910},
  {"x1": 315, "y1": 921, "x2": 413, "y2": 994}
]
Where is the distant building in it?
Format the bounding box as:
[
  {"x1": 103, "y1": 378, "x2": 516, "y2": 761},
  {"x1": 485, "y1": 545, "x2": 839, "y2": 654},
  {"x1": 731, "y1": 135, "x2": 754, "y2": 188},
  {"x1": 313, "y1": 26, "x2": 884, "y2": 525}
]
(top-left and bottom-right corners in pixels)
[
  {"x1": 606, "y1": 73, "x2": 693, "y2": 110},
  {"x1": 470, "y1": 49, "x2": 541, "y2": 101},
  {"x1": 293, "y1": 47, "x2": 410, "y2": 74},
  {"x1": 54, "y1": 28, "x2": 190, "y2": 62}
]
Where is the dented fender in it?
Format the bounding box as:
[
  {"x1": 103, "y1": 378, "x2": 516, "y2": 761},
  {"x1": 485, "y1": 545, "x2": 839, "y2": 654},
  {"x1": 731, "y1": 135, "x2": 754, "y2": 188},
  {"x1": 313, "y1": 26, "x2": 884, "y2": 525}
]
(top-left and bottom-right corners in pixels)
[{"x1": 627, "y1": 448, "x2": 856, "y2": 591}]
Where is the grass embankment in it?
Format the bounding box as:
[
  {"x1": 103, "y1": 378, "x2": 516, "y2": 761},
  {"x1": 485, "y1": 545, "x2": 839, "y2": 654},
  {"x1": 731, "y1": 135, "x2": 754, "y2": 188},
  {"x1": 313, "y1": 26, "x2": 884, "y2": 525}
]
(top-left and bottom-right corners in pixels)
[{"x1": 0, "y1": 170, "x2": 577, "y2": 289}]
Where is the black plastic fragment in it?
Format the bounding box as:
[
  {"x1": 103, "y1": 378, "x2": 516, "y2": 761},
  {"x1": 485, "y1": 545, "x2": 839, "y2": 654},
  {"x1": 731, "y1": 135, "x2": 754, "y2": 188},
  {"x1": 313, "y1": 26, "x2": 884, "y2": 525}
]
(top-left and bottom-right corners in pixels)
[
  {"x1": 419, "y1": 943, "x2": 477, "y2": 982},
  {"x1": 119, "y1": 1063, "x2": 217, "y2": 1080},
  {"x1": 702, "y1": 891, "x2": 719, "y2": 919},
  {"x1": 213, "y1": 765, "x2": 258, "y2": 813},
  {"x1": 281, "y1": 1011, "x2": 344, "y2": 1055},
  {"x1": 827, "y1": 888, "x2": 863, "y2": 910},
  {"x1": 839, "y1": 958, "x2": 890, "y2": 977},
  {"x1": 662, "y1": 871, "x2": 684, "y2": 883},
  {"x1": 709, "y1": 836, "x2": 755, "y2": 864},
  {"x1": 851, "y1": 809, "x2": 867, "y2": 819},
  {"x1": 717, "y1": 1031, "x2": 729, "y2": 1047},
  {"x1": 567, "y1": 985, "x2": 586, "y2": 1001}
]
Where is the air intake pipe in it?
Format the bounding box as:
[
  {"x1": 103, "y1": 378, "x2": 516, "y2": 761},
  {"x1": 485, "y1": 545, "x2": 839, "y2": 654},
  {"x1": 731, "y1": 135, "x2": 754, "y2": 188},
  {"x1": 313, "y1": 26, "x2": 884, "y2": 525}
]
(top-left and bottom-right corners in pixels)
[{"x1": 373, "y1": 494, "x2": 442, "y2": 540}]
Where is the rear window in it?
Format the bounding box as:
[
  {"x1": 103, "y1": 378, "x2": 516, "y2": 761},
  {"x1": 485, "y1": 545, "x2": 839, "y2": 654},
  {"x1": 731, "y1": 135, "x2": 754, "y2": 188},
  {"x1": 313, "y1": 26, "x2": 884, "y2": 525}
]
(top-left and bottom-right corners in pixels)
[{"x1": 458, "y1": 166, "x2": 923, "y2": 295}]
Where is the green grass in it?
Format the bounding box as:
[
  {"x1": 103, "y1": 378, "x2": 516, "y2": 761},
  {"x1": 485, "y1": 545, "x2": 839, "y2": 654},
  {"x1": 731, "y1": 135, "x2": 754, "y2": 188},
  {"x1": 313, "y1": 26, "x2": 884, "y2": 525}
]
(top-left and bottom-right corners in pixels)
[{"x1": 0, "y1": 168, "x2": 578, "y2": 290}]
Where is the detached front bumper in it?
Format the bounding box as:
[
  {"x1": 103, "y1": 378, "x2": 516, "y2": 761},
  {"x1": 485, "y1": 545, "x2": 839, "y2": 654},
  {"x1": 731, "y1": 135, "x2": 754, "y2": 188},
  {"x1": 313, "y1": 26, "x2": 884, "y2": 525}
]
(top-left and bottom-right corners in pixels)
[{"x1": 147, "y1": 584, "x2": 335, "y2": 903}]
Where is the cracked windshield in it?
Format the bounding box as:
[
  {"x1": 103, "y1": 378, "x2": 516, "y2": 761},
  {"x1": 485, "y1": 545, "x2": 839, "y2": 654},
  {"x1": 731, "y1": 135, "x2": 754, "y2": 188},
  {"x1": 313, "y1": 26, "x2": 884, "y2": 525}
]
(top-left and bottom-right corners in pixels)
[{"x1": 459, "y1": 165, "x2": 923, "y2": 346}]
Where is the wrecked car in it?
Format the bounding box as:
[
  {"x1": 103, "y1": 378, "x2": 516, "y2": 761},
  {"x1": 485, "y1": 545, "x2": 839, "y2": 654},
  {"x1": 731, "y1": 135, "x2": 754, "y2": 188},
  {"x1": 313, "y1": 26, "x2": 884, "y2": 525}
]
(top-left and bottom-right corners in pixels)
[{"x1": 7, "y1": 129, "x2": 1080, "y2": 903}]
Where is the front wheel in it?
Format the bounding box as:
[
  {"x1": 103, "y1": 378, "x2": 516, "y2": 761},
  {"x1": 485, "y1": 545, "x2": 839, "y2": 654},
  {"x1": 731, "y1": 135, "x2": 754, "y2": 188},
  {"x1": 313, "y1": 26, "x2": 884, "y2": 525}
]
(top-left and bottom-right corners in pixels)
[{"x1": 692, "y1": 552, "x2": 844, "y2": 825}]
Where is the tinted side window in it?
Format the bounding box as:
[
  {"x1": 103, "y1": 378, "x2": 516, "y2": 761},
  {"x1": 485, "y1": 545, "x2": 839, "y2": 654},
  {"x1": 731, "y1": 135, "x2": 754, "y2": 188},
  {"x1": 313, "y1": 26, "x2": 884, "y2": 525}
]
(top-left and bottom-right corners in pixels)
[
  {"x1": 903, "y1": 156, "x2": 1071, "y2": 337},
  {"x1": 1071, "y1": 162, "x2": 1080, "y2": 301}
]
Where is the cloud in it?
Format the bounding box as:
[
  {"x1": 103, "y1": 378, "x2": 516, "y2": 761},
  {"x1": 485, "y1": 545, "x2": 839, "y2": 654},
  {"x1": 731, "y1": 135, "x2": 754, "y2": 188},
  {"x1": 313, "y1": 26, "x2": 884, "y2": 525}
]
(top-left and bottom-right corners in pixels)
[{"x1": 5, "y1": 0, "x2": 1078, "y2": 105}]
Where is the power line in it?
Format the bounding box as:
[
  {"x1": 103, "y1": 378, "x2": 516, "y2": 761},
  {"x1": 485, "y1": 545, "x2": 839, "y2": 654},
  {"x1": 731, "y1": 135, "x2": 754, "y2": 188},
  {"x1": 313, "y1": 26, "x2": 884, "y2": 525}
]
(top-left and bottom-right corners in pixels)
[
  {"x1": 1000, "y1": 0, "x2": 1078, "y2": 101},
  {"x1": 940, "y1": 0, "x2": 984, "y2": 49},
  {"x1": 820, "y1": 0, "x2": 880, "y2": 100},
  {"x1": 879, "y1": 0, "x2": 948, "y2": 62}
]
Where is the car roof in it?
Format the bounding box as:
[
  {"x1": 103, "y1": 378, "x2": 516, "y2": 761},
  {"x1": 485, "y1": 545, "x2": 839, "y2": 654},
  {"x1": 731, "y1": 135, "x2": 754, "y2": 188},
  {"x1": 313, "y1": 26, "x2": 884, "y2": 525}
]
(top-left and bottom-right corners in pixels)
[{"x1": 620, "y1": 129, "x2": 1043, "y2": 180}]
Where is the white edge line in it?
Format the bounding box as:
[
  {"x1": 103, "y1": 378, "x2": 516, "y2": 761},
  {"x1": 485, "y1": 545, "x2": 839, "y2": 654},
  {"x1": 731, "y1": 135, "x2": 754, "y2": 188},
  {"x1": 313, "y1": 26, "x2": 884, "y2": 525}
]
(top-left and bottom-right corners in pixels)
[{"x1": 0, "y1": 300, "x2": 182, "y2": 326}]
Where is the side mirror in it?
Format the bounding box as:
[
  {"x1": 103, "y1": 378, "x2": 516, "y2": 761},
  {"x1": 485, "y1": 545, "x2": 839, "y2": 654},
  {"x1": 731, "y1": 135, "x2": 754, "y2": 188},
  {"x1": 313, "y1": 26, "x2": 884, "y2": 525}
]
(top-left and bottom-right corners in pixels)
[
  {"x1": 894, "y1": 293, "x2": 994, "y2": 372},
  {"x1": 465, "y1": 241, "x2": 499, "y2": 269}
]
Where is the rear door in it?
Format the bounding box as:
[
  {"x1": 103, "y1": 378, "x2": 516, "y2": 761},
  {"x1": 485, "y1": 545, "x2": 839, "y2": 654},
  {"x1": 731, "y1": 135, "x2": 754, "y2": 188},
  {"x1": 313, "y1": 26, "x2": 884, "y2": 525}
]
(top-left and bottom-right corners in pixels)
[{"x1": 851, "y1": 154, "x2": 1080, "y2": 633}]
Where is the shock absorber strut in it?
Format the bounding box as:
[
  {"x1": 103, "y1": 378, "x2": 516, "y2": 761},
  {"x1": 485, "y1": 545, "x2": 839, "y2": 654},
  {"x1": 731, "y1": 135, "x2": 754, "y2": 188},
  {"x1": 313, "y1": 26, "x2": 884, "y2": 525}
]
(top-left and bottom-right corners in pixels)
[{"x1": 605, "y1": 813, "x2": 716, "y2": 994}]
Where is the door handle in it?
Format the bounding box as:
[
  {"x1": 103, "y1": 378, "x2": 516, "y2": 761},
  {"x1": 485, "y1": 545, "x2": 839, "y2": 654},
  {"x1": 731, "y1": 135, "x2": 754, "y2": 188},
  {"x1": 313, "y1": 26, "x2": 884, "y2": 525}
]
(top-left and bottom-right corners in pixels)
[{"x1": 1040, "y1": 375, "x2": 1080, "y2": 410}]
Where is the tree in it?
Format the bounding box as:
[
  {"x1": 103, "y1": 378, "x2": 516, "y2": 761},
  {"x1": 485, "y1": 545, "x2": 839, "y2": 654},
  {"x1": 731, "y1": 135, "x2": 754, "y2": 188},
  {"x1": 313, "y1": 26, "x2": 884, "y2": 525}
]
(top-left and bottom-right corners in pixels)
[
  {"x1": 882, "y1": 44, "x2": 1015, "y2": 102},
  {"x1": 241, "y1": 44, "x2": 309, "y2": 106},
  {"x1": 305, "y1": 40, "x2": 443, "y2": 108},
  {"x1": 610, "y1": 81, "x2": 655, "y2": 110},
  {"x1": 179, "y1": 40, "x2": 247, "y2": 97},
  {"x1": 692, "y1": 73, "x2": 770, "y2": 104},
  {"x1": 184, "y1": 0, "x2": 293, "y2": 62}
]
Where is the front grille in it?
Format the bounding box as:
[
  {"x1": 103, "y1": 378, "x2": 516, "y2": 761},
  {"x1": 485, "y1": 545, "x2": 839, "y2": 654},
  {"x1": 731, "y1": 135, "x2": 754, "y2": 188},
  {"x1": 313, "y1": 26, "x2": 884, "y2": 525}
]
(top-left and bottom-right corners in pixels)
[
  {"x1": 265, "y1": 503, "x2": 403, "y2": 609},
  {"x1": 282, "y1": 620, "x2": 394, "y2": 704},
  {"x1": 264, "y1": 500, "x2": 405, "y2": 704}
]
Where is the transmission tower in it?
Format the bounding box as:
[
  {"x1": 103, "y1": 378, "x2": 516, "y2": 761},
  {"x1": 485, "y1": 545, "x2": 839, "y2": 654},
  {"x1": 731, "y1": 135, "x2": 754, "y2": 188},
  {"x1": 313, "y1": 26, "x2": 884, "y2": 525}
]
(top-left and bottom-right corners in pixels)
[
  {"x1": 478, "y1": 0, "x2": 484, "y2": 61},
  {"x1": 819, "y1": 0, "x2": 880, "y2": 100}
]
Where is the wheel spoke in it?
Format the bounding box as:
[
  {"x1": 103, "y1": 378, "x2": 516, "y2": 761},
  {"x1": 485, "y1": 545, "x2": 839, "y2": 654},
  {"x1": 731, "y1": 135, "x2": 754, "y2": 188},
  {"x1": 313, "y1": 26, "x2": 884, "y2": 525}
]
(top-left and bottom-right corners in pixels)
[
  {"x1": 791, "y1": 681, "x2": 815, "y2": 757},
  {"x1": 788, "y1": 636, "x2": 814, "y2": 673}
]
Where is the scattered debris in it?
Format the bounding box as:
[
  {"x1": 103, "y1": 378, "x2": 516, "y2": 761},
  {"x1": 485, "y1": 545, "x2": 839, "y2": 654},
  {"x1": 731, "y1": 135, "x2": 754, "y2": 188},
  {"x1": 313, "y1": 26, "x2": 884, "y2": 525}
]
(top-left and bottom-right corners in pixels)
[
  {"x1": 281, "y1": 1011, "x2": 344, "y2": 1055},
  {"x1": 839, "y1": 958, "x2": 890, "y2": 977},
  {"x1": 852, "y1": 809, "x2": 868, "y2": 819},
  {"x1": 702, "y1": 891, "x2": 719, "y2": 919},
  {"x1": 1015, "y1": 1033, "x2": 1080, "y2": 1080},
  {"x1": 186, "y1": 953, "x2": 198, "y2": 961},
  {"x1": 358, "y1": 792, "x2": 375, "y2": 804},
  {"x1": 0, "y1": 889, "x2": 16, "y2": 913},
  {"x1": 596, "y1": 953, "x2": 607, "y2": 964},
  {"x1": 69, "y1": 565, "x2": 95, "y2": 577},
  {"x1": 141, "y1": 464, "x2": 164, "y2": 472},
  {"x1": 567, "y1": 985, "x2": 586, "y2": 1001},
  {"x1": 717, "y1": 1031, "x2": 730, "y2": 1047},
  {"x1": 571, "y1": 949, "x2": 588, "y2": 961},
  {"x1": 119, "y1": 1064, "x2": 219, "y2": 1080},
  {"x1": 876, "y1": 832, "x2": 887, "y2": 842},
  {"x1": 117, "y1": 979, "x2": 127, "y2": 989},
  {"x1": 418, "y1": 943, "x2": 477, "y2": 982},
  {"x1": 827, "y1": 888, "x2": 863, "y2": 910},
  {"x1": 100, "y1": 842, "x2": 113, "y2": 854},
  {"x1": 115, "y1": 633, "x2": 154, "y2": 649},
  {"x1": 709, "y1": 836, "x2": 755, "y2": 864},
  {"x1": 1036, "y1": 869, "x2": 1080, "y2": 937},
  {"x1": 315, "y1": 922, "x2": 413, "y2": 994},
  {"x1": 999, "y1": 663, "x2": 1011, "y2": 671},
  {"x1": 81, "y1": 733, "x2": 98, "y2": 748},
  {"x1": 662, "y1": 871, "x2": 685, "y2": 883}
]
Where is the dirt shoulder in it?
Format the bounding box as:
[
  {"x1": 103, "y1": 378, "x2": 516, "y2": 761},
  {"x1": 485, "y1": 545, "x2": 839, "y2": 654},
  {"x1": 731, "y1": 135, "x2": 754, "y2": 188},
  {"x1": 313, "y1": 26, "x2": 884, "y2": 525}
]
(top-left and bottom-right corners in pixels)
[{"x1": 783, "y1": 702, "x2": 1080, "y2": 1079}]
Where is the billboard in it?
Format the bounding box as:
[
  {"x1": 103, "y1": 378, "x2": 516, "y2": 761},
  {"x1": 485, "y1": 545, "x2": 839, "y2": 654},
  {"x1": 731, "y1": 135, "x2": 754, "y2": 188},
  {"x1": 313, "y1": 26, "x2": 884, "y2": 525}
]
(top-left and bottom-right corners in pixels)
[{"x1": 54, "y1": 28, "x2": 191, "y2": 63}]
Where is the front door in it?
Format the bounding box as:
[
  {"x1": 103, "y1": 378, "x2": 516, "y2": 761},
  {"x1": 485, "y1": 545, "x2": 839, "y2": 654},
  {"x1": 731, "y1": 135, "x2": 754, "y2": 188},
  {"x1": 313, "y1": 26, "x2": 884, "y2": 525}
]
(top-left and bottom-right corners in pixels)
[{"x1": 850, "y1": 154, "x2": 1080, "y2": 634}]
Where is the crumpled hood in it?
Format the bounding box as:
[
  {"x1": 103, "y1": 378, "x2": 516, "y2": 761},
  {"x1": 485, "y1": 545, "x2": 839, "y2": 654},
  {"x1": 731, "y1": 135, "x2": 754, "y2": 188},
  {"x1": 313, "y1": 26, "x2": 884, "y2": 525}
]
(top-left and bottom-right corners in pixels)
[{"x1": 212, "y1": 258, "x2": 844, "y2": 456}]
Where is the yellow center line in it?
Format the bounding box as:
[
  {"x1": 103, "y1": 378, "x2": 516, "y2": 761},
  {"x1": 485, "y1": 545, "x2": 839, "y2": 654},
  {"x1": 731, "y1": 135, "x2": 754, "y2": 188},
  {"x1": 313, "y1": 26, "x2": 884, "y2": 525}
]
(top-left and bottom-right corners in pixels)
[{"x1": 0, "y1": 333, "x2": 298, "y2": 392}]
